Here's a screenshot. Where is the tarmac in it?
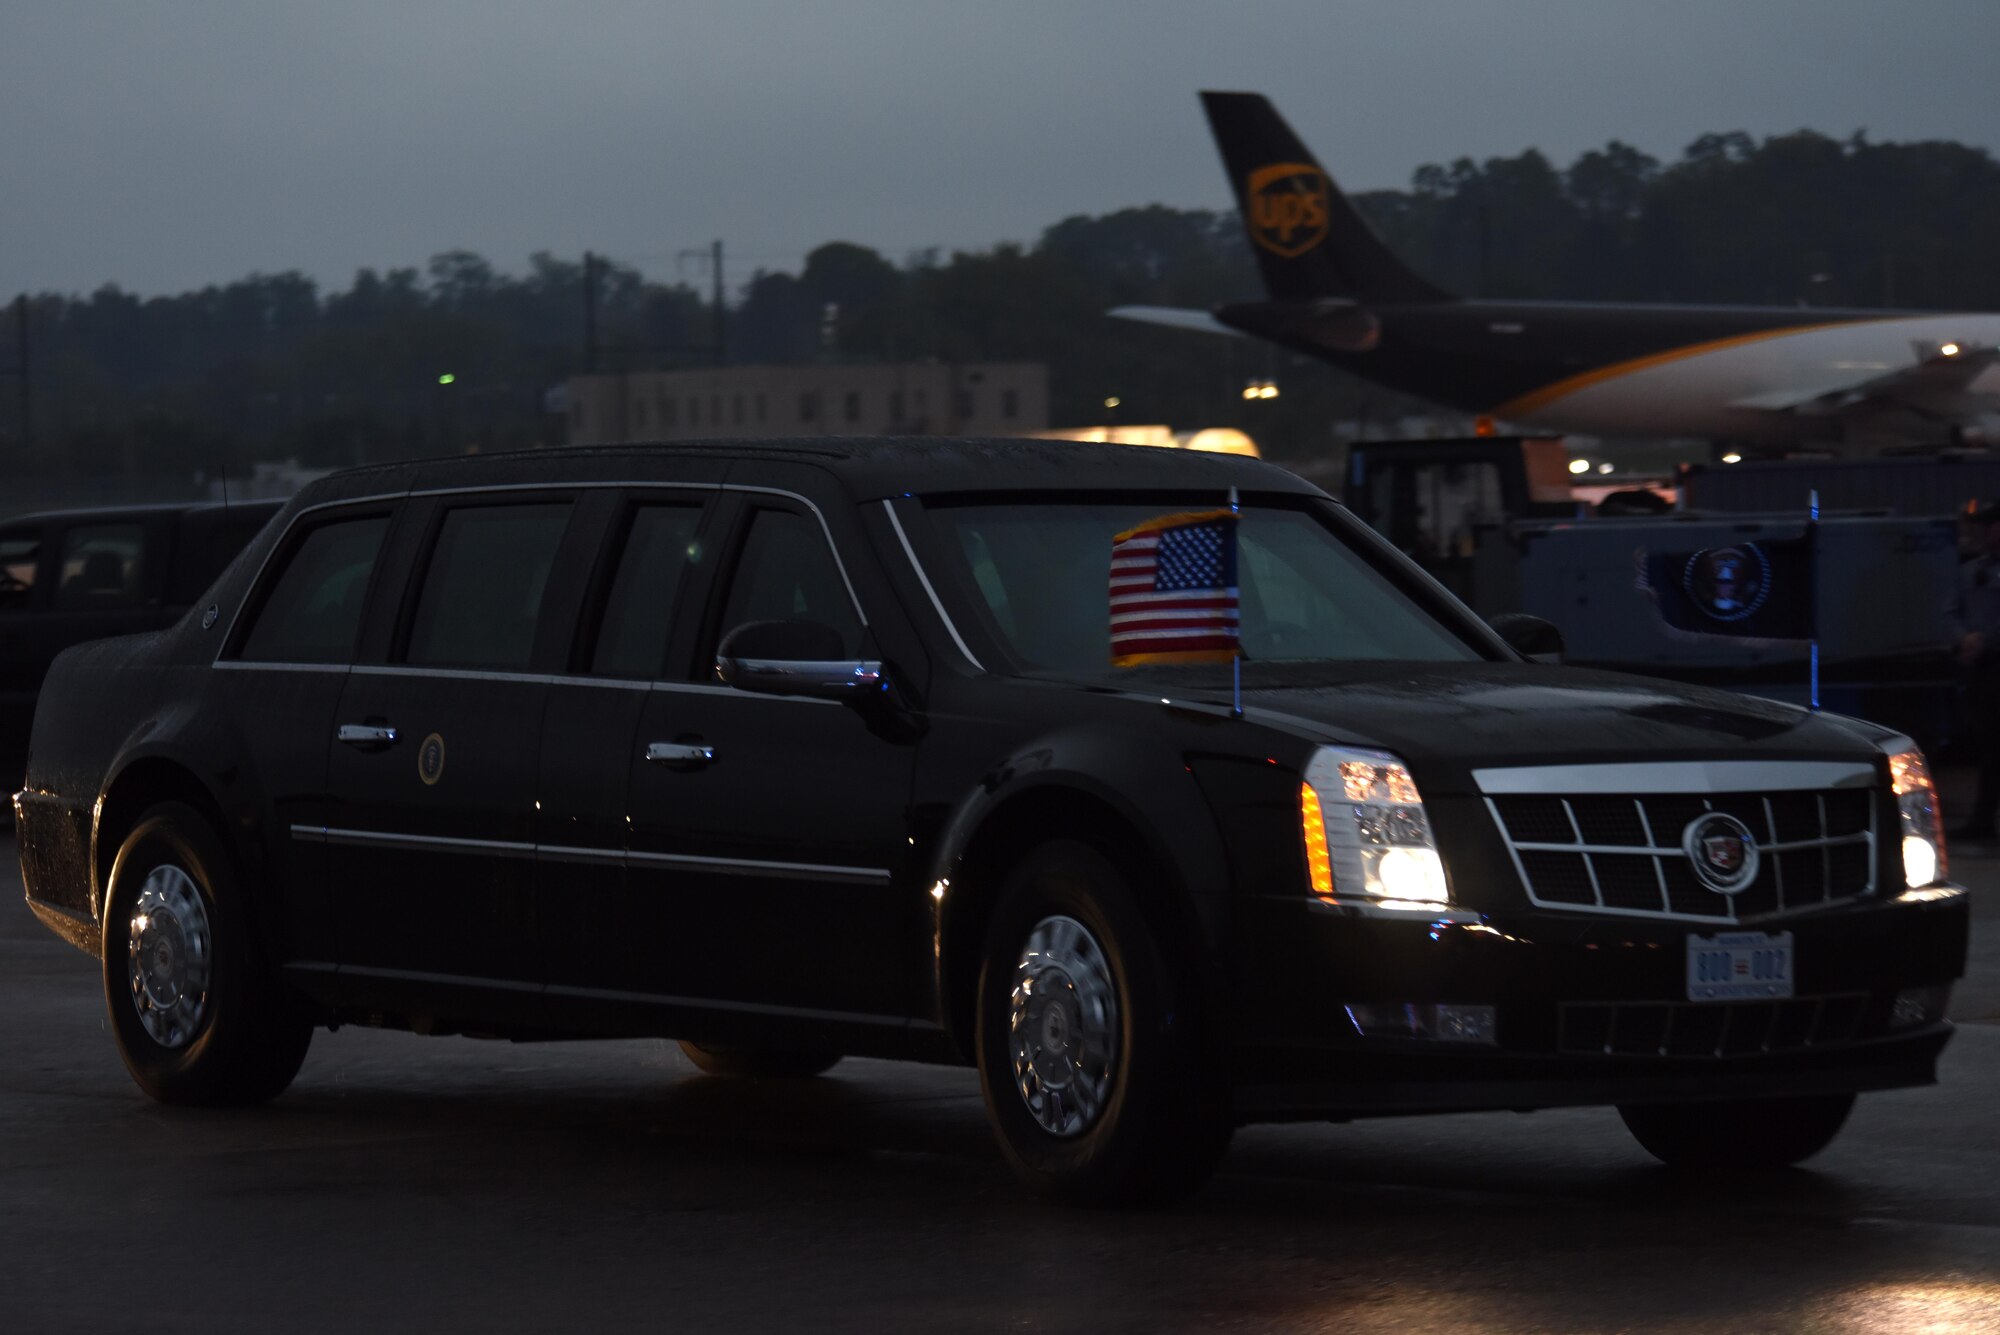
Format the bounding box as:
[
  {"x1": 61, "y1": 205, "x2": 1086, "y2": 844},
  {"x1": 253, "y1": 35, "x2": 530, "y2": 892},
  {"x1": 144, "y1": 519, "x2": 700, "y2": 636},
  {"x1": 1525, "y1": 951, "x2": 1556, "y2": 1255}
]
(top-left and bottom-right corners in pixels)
[{"x1": 0, "y1": 830, "x2": 1994, "y2": 1334}]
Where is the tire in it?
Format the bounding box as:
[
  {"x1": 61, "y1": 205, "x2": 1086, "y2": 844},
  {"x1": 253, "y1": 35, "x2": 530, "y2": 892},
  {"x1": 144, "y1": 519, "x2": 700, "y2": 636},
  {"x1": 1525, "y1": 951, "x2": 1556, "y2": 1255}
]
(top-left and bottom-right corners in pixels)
[
  {"x1": 677, "y1": 1040, "x2": 842, "y2": 1079},
  {"x1": 101, "y1": 801, "x2": 313, "y2": 1106},
  {"x1": 1618, "y1": 1093, "x2": 1856, "y2": 1169},
  {"x1": 974, "y1": 839, "x2": 1232, "y2": 1206}
]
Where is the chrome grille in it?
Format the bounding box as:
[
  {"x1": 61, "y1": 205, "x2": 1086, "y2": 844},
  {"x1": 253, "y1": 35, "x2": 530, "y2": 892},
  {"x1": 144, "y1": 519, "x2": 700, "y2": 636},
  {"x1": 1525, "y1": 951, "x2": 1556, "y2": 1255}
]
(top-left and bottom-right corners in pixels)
[{"x1": 1486, "y1": 788, "x2": 1877, "y2": 922}]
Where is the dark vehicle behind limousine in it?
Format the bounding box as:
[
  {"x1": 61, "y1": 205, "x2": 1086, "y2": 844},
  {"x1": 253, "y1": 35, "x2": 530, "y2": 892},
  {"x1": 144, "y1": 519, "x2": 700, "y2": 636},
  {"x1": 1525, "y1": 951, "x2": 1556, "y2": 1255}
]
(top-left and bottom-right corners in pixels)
[
  {"x1": 2, "y1": 500, "x2": 281, "y2": 799},
  {"x1": 13, "y1": 441, "x2": 1969, "y2": 1202}
]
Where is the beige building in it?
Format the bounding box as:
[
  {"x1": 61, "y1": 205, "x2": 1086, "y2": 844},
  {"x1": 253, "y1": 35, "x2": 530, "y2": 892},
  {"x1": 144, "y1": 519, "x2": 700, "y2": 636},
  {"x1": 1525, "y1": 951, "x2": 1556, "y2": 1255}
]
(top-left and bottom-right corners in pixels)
[{"x1": 565, "y1": 362, "x2": 1048, "y2": 445}]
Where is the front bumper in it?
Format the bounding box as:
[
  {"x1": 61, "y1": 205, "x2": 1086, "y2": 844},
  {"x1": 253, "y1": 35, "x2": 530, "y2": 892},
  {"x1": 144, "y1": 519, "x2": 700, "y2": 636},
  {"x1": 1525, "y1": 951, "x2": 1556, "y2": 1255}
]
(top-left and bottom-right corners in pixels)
[{"x1": 1230, "y1": 882, "x2": 1970, "y2": 1121}]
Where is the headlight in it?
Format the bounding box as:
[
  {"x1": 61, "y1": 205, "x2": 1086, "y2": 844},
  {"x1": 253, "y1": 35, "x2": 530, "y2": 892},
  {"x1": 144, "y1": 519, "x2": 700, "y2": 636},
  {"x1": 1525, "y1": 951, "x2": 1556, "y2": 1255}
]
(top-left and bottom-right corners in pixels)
[
  {"x1": 1300, "y1": 746, "x2": 1450, "y2": 908},
  {"x1": 1888, "y1": 747, "x2": 1946, "y2": 888}
]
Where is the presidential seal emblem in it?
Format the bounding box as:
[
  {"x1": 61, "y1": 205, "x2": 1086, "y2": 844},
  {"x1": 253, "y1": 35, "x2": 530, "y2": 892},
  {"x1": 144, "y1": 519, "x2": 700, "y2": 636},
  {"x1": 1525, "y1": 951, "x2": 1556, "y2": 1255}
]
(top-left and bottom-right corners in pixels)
[
  {"x1": 1681, "y1": 811, "x2": 1759, "y2": 895},
  {"x1": 1245, "y1": 161, "x2": 1330, "y2": 258},
  {"x1": 418, "y1": 732, "x2": 446, "y2": 786},
  {"x1": 1680, "y1": 544, "x2": 1772, "y2": 623}
]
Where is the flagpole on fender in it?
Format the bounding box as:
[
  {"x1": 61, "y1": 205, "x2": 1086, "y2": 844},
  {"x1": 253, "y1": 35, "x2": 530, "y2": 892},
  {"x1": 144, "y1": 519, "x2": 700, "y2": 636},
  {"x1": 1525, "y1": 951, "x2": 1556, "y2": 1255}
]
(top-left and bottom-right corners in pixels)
[
  {"x1": 1808, "y1": 488, "x2": 1820, "y2": 712},
  {"x1": 1230, "y1": 486, "x2": 1243, "y2": 718}
]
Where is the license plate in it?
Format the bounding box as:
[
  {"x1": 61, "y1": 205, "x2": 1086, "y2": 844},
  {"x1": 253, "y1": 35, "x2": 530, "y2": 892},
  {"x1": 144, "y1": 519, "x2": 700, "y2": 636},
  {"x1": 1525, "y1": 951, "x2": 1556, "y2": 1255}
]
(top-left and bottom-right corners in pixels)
[{"x1": 1686, "y1": 931, "x2": 1795, "y2": 1002}]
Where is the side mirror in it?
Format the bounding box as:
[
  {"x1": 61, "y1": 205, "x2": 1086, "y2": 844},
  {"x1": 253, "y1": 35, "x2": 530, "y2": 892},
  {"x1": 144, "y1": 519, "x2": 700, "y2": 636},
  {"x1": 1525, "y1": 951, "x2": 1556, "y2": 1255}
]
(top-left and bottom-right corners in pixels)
[
  {"x1": 715, "y1": 619, "x2": 887, "y2": 701},
  {"x1": 1486, "y1": 612, "x2": 1564, "y2": 664}
]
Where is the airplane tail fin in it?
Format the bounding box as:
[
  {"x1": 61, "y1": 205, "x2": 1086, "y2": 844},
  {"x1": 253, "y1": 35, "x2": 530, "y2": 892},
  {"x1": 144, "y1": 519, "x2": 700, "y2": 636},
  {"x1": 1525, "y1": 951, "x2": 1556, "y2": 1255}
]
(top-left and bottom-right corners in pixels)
[{"x1": 1201, "y1": 91, "x2": 1453, "y2": 306}]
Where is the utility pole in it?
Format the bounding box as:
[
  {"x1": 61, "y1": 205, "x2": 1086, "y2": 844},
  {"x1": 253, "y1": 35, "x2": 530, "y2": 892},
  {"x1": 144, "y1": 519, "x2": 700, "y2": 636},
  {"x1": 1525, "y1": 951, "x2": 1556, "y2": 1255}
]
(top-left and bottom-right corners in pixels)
[
  {"x1": 582, "y1": 251, "x2": 600, "y2": 373},
  {"x1": 678, "y1": 240, "x2": 726, "y2": 366},
  {"x1": 8, "y1": 295, "x2": 28, "y2": 449}
]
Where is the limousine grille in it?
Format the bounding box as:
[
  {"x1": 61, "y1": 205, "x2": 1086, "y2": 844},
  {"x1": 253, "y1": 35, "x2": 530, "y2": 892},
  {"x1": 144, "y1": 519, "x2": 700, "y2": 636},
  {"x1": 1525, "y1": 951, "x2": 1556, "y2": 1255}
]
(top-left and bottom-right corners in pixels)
[
  {"x1": 1557, "y1": 992, "x2": 1868, "y2": 1058},
  {"x1": 1487, "y1": 789, "x2": 1876, "y2": 922}
]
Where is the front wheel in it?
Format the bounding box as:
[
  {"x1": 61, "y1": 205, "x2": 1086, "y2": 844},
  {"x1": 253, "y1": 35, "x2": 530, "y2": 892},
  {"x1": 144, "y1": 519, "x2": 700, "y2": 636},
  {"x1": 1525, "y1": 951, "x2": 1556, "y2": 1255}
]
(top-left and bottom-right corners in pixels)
[
  {"x1": 1618, "y1": 1093, "x2": 1856, "y2": 1168},
  {"x1": 101, "y1": 802, "x2": 313, "y2": 1105},
  {"x1": 975, "y1": 840, "x2": 1232, "y2": 1205}
]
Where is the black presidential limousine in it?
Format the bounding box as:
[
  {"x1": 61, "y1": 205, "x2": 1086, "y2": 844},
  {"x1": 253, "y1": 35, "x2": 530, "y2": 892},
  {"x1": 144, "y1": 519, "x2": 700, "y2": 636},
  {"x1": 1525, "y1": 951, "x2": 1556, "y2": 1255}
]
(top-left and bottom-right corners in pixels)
[{"x1": 13, "y1": 439, "x2": 1970, "y2": 1202}]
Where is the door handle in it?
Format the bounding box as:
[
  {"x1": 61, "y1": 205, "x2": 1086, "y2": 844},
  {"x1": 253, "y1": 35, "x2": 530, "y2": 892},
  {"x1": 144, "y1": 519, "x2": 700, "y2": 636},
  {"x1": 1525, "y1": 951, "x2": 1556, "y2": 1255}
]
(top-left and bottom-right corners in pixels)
[
  {"x1": 646, "y1": 741, "x2": 716, "y2": 767},
  {"x1": 337, "y1": 723, "x2": 399, "y2": 749}
]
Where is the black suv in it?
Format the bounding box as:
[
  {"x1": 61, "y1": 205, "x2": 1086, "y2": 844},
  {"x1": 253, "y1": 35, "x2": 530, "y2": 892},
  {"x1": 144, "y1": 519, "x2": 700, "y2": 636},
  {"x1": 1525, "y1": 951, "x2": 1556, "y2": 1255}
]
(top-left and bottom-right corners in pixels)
[
  {"x1": 13, "y1": 441, "x2": 1969, "y2": 1202},
  {"x1": 2, "y1": 499, "x2": 281, "y2": 797}
]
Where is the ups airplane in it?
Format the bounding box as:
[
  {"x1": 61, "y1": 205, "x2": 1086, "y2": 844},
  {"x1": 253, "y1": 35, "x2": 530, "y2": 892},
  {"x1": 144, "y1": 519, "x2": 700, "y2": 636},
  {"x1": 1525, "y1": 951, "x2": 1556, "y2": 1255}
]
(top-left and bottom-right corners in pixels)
[{"x1": 1111, "y1": 92, "x2": 2000, "y2": 445}]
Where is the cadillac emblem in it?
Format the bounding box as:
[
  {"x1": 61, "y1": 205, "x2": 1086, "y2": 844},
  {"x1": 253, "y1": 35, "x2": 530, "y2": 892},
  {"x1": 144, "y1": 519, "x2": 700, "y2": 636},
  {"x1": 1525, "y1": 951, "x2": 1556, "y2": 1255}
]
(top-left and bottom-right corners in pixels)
[{"x1": 1681, "y1": 811, "x2": 1759, "y2": 895}]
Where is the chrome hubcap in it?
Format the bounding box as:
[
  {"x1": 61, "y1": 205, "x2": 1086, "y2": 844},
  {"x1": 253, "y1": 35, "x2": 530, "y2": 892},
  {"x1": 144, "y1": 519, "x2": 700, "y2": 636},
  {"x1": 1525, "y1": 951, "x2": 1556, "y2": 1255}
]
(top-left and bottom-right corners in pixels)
[
  {"x1": 127, "y1": 865, "x2": 211, "y2": 1049},
  {"x1": 1009, "y1": 915, "x2": 1119, "y2": 1138}
]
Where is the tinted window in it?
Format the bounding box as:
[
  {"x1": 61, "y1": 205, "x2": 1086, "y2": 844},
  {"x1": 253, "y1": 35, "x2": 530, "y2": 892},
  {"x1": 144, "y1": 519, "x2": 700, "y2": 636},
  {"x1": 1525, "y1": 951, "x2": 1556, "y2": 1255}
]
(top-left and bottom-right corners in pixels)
[
  {"x1": 407, "y1": 503, "x2": 571, "y2": 670},
  {"x1": 0, "y1": 527, "x2": 39, "y2": 610},
  {"x1": 53, "y1": 524, "x2": 146, "y2": 610},
  {"x1": 238, "y1": 516, "x2": 390, "y2": 663},
  {"x1": 592, "y1": 505, "x2": 702, "y2": 677},
  {"x1": 716, "y1": 509, "x2": 860, "y2": 655}
]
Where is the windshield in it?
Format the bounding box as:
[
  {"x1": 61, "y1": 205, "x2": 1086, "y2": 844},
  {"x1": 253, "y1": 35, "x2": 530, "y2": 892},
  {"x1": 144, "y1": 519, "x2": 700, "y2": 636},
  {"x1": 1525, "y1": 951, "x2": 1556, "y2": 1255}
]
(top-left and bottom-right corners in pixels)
[{"x1": 921, "y1": 497, "x2": 1483, "y2": 674}]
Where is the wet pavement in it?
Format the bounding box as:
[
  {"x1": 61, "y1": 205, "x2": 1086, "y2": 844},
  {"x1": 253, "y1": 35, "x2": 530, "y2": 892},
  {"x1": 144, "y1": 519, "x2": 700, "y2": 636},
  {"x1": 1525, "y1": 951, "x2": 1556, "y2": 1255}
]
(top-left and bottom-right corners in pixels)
[{"x1": 1, "y1": 832, "x2": 1994, "y2": 1333}]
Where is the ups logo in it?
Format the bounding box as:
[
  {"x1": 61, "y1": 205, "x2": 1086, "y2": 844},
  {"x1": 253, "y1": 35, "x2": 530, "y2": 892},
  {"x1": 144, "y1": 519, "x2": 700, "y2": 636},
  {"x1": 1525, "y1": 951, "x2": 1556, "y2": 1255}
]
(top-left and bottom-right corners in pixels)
[{"x1": 1246, "y1": 161, "x2": 1329, "y2": 258}]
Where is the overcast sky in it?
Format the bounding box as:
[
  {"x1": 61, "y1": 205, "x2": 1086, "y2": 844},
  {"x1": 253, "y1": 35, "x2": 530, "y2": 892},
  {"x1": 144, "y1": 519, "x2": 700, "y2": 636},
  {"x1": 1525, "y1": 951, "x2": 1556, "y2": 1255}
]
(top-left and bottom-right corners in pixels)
[{"x1": 2, "y1": 0, "x2": 1995, "y2": 299}]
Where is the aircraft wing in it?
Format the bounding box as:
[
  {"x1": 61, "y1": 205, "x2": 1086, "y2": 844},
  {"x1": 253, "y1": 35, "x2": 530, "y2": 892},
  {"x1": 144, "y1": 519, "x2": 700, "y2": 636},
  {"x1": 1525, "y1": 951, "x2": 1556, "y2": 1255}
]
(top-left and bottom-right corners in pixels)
[
  {"x1": 1734, "y1": 343, "x2": 2000, "y2": 417},
  {"x1": 1106, "y1": 305, "x2": 1245, "y2": 338}
]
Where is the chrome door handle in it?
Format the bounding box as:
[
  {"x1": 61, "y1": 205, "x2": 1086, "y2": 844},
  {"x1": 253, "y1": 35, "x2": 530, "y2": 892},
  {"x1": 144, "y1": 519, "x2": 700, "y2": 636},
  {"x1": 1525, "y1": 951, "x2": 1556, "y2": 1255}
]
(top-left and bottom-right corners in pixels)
[
  {"x1": 646, "y1": 742, "x2": 716, "y2": 766},
  {"x1": 336, "y1": 724, "x2": 398, "y2": 749}
]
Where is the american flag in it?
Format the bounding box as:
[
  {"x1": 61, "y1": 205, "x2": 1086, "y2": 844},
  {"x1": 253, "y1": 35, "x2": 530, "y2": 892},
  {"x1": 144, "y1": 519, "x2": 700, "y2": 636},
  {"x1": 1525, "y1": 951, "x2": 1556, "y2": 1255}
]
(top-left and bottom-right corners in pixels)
[{"x1": 1109, "y1": 509, "x2": 1241, "y2": 666}]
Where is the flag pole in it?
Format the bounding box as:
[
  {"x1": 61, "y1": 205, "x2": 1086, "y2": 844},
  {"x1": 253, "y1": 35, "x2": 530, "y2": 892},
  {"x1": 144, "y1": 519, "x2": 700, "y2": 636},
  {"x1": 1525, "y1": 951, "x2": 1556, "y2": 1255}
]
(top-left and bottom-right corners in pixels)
[
  {"x1": 1229, "y1": 486, "x2": 1243, "y2": 718},
  {"x1": 1808, "y1": 488, "x2": 1820, "y2": 712}
]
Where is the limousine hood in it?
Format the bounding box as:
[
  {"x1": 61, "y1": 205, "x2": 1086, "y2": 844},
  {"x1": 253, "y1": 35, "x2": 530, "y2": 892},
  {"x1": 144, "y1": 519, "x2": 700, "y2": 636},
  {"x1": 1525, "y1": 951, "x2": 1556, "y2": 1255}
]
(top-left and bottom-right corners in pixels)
[{"x1": 1119, "y1": 662, "x2": 1893, "y2": 793}]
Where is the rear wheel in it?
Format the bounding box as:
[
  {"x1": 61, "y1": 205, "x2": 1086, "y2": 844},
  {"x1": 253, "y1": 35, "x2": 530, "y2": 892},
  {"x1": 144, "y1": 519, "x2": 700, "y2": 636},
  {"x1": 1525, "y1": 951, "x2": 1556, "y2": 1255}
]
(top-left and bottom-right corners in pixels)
[
  {"x1": 975, "y1": 840, "x2": 1232, "y2": 1205},
  {"x1": 676, "y1": 1040, "x2": 841, "y2": 1078},
  {"x1": 1618, "y1": 1093, "x2": 1856, "y2": 1168},
  {"x1": 101, "y1": 802, "x2": 313, "y2": 1105}
]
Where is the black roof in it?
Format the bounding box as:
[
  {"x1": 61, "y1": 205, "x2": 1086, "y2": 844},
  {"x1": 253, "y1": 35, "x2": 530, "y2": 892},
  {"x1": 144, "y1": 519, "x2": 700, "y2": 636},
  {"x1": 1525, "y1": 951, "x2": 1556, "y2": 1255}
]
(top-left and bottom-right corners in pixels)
[{"x1": 295, "y1": 437, "x2": 1325, "y2": 508}]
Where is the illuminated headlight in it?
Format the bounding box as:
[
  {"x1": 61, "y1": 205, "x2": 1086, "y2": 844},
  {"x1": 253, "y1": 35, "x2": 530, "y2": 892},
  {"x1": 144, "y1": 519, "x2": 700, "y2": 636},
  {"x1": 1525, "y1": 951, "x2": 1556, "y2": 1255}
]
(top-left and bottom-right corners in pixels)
[
  {"x1": 1887, "y1": 746, "x2": 1947, "y2": 888},
  {"x1": 1300, "y1": 746, "x2": 1450, "y2": 908}
]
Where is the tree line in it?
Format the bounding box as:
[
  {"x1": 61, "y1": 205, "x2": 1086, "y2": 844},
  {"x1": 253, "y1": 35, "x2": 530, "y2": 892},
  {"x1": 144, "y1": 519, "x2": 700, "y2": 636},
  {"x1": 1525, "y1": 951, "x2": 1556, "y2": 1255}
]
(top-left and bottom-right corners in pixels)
[{"x1": 5, "y1": 125, "x2": 1998, "y2": 479}]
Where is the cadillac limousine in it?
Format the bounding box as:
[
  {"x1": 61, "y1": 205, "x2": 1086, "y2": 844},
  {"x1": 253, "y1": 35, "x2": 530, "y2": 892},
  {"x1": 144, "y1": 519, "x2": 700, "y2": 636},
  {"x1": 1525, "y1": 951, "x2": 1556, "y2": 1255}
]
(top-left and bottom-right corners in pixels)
[{"x1": 13, "y1": 439, "x2": 1970, "y2": 1202}]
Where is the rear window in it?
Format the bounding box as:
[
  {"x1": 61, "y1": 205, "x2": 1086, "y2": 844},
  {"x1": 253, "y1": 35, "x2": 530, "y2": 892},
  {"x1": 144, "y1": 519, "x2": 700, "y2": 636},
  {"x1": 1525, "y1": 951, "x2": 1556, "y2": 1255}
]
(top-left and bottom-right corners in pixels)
[
  {"x1": 238, "y1": 516, "x2": 390, "y2": 663},
  {"x1": 52, "y1": 523, "x2": 145, "y2": 610},
  {"x1": 0, "y1": 527, "x2": 39, "y2": 610},
  {"x1": 406, "y1": 503, "x2": 572, "y2": 670}
]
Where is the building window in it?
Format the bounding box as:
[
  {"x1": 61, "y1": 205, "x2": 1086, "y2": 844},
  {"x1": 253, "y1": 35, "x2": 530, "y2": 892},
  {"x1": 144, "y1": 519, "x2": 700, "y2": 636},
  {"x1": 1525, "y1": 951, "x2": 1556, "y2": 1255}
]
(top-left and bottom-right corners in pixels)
[
  {"x1": 844, "y1": 391, "x2": 861, "y2": 424},
  {"x1": 755, "y1": 393, "x2": 767, "y2": 423},
  {"x1": 954, "y1": 389, "x2": 974, "y2": 420},
  {"x1": 914, "y1": 389, "x2": 928, "y2": 412},
  {"x1": 1001, "y1": 388, "x2": 1018, "y2": 420},
  {"x1": 662, "y1": 395, "x2": 677, "y2": 428},
  {"x1": 733, "y1": 394, "x2": 745, "y2": 425},
  {"x1": 711, "y1": 395, "x2": 721, "y2": 425},
  {"x1": 888, "y1": 390, "x2": 904, "y2": 423},
  {"x1": 800, "y1": 392, "x2": 818, "y2": 423}
]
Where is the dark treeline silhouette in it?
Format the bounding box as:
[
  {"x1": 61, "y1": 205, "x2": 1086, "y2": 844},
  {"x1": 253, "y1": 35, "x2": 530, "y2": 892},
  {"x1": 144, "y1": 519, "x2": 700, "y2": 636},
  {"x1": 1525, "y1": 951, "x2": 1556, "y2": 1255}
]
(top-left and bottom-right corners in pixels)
[{"x1": 5, "y1": 127, "x2": 1998, "y2": 479}]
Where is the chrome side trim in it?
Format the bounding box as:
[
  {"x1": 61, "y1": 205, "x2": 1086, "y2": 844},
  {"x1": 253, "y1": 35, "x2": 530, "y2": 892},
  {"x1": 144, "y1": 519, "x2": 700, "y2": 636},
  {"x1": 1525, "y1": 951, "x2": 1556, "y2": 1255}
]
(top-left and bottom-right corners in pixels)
[
  {"x1": 621, "y1": 847, "x2": 891, "y2": 883},
  {"x1": 290, "y1": 824, "x2": 891, "y2": 883},
  {"x1": 880, "y1": 499, "x2": 983, "y2": 671},
  {"x1": 212, "y1": 660, "x2": 350, "y2": 674},
  {"x1": 1473, "y1": 760, "x2": 1878, "y2": 795}
]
